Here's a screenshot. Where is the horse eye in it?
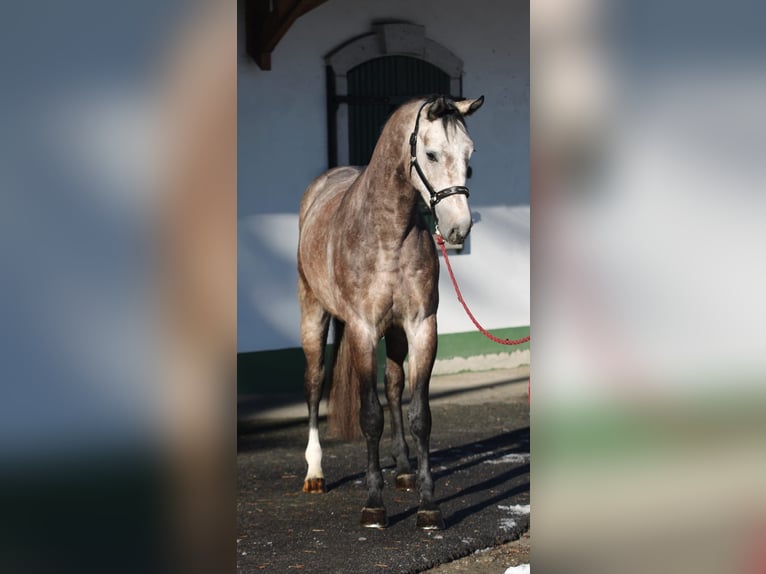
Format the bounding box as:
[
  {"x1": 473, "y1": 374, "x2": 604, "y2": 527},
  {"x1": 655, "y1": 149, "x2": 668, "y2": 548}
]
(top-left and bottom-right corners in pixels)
[{"x1": 426, "y1": 151, "x2": 438, "y2": 162}]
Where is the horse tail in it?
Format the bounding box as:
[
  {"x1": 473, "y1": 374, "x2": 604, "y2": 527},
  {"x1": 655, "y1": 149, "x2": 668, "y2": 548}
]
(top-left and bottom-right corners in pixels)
[{"x1": 327, "y1": 318, "x2": 362, "y2": 441}]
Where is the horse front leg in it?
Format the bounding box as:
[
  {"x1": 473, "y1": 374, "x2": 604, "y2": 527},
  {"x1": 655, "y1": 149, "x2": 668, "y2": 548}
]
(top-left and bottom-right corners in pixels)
[
  {"x1": 384, "y1": 327, "x2": 415, "y2": 491},
  {"x1": 299, "y1": 280, "x2": 330, "y2": 494},
  {"x1": 406, "y1": 315, "x2": 445, "y2": 530},
  {"x1": 348, "y1": 323, "x2": 387, "y2": 528}
]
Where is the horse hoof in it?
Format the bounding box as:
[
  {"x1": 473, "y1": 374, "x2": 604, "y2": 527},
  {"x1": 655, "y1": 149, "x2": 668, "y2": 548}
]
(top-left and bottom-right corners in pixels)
[
  {"x1": 360, "y1": 507, "x2": 388, "y2": 529},
  {"x1": 302, "y1": 478, "x2": 326, "y2": 494},
  {"x1": 416, "y1": 509, "x2": 445, "y2": 530},
  {"x1": 395, "y1": 473, "x2": 416, "y2": 491}
]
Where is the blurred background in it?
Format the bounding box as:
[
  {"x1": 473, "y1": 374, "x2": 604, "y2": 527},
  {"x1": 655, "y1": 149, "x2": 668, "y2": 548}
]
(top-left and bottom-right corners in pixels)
[
  {"x1": 0, "y1": 1, "x2": 235, "y2": 573},
  {"x1": 1, "y1": 0, "x2": 766, "y2": 572},
  {"x1": 532, "y1": 0, "x2": 766, "y2": 572}
]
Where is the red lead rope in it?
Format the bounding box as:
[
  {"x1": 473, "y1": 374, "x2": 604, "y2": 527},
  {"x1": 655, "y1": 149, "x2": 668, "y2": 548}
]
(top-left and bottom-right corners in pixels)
[{"x1": 435, "y1": 234, "x2": 530, "y2": 346}]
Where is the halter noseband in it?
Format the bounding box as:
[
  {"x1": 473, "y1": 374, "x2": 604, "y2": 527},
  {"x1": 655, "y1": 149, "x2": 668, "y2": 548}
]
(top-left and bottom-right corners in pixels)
[{"x1": 409, "y1": 97, "x2": 470, "y2": 213}]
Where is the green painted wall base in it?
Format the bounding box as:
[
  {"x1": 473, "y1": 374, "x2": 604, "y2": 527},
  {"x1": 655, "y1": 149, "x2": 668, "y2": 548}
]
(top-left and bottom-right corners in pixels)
[{"x1": 237, "y1": 326, "x2": 529, "y2": 395}]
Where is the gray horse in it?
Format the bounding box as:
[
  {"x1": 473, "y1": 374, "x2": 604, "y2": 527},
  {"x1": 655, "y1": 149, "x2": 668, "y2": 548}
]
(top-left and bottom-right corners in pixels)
[{"x1": 297, "y1": 95, "x2": 484, "y2": 530}]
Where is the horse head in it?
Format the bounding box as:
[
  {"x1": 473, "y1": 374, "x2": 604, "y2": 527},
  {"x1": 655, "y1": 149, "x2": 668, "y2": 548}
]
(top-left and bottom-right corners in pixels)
[{"x1": 409, "y1": 95, "x2": 484, "y2": 245}]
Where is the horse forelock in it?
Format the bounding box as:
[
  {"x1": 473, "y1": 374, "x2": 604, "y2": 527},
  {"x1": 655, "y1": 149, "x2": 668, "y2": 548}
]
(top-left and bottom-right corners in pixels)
[
  {"x1": 441, "y1": 114, "x2": 468, "y2": 143},
  {"x1": 438, "y1": 108, "x2": 467, "y2": 137}
]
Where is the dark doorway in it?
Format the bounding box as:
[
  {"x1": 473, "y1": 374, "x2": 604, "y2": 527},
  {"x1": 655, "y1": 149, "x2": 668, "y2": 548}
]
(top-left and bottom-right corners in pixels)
[{"x1": 341, "y1": 55, "x2": 451, "y2": 166}]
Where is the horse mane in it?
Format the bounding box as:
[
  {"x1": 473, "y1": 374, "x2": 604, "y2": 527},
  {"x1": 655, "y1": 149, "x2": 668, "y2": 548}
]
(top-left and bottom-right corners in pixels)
[{"x1": 366, "y1": 95, "x2": 468, "y2": 171}]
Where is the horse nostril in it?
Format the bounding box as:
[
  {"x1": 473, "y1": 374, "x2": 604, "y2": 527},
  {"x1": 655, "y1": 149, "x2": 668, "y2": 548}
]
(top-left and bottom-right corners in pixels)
[
  {"x1": 449, "y1": 229, "x2": 465, "y2": 245},
  {"x1": 452, "y1": 222, "x2": 472, "y2": 244}
]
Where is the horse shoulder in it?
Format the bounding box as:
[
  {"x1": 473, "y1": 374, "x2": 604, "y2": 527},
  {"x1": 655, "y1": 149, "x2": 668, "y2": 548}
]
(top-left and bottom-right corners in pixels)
[
  {"x1": 397, "y1": 227, "x2": 439, "y2": 305},
  {"x1": 300, "y1": 167, "x2": 362, "y2": 222}
]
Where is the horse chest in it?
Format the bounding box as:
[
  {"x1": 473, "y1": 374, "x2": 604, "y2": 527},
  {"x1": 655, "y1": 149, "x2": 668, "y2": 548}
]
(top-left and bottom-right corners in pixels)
[{"x1": 327, "y1": 257, "x2": 419, "y2": 322}]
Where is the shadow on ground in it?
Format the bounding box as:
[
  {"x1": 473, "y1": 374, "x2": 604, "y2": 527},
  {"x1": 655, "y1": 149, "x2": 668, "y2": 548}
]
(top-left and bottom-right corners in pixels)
[{"x1": 237, "y1": 375, "x2": 529, "y2": 437}]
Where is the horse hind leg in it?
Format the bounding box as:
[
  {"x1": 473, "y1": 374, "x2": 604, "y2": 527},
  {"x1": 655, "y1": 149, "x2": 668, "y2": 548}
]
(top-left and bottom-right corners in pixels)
[
  {"x1": 384, "y1": 327, "x2": 415, "y2": 492},
  {"x1": 299, "y1": 280, "x2": 330, "y2": 494}
]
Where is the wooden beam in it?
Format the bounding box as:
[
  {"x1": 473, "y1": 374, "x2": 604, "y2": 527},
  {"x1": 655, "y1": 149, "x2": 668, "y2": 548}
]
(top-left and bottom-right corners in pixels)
[
  {"x1": 254, "y1": 51, "x2": 271, "y2": 70},
  {"x1": 245, "y1": 0, "x2": 329, "y2": 70}
]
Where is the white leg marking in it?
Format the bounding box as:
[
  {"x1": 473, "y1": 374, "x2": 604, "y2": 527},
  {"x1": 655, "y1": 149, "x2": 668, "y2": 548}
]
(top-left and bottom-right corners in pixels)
[{"x1": 304, "y1": 427, "x2": 323, "y2": 480}]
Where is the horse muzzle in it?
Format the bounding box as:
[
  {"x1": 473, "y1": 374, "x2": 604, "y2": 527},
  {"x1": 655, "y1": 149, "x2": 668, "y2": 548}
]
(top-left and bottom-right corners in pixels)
[{"x1": 438, "y1": 209, "x2": 473, "y2": 245}]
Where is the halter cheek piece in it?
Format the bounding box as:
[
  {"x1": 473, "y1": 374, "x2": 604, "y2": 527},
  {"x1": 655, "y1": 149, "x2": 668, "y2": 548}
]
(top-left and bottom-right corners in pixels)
[{"x1": 409, "y1": 97, "x2": 470, "y2": 213}]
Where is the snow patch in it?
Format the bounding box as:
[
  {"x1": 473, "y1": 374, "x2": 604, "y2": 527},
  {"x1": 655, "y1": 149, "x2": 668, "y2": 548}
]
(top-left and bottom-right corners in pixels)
[
  {"x1": 485, "y1": 453, "x2": 530, "y2": 465},
  {"x1": 504, "y1": 565, "x2": 530, "y2": 574},
  {"x1": 499, "y1": 518, "x2": 517, "y2": 530},
  {"x1": 498, "y1": 504, "x2": 530, "y2": 515},
  {"x1": 498, "y1": 503, "x2": 530, "y2": 531}
]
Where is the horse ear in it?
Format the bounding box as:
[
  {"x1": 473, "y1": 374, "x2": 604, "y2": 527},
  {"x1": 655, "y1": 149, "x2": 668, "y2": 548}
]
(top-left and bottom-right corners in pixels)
[
  {"x1": 426, "y1": 96, "x2": 452, "y2": 121},
  {"x1": 455, "y1": 95, "x2": 485, "y2": 116}
]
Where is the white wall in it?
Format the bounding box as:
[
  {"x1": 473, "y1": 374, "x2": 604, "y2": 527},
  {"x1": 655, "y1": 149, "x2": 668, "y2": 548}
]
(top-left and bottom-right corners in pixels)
[{"x1": 238, "y1": 0, "x2": 529, "y2": 352}]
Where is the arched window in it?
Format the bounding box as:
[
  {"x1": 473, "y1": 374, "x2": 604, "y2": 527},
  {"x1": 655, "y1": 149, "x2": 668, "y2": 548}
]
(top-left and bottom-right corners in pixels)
[{"x1": 325, "y1": 23, "x2": 464, "y2": 168}]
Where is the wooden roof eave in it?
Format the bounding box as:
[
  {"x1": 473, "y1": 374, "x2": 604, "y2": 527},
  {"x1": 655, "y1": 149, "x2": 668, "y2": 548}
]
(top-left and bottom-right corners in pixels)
[{"x1": 244, "y1": 0, "x2": 329, "y2": 70}]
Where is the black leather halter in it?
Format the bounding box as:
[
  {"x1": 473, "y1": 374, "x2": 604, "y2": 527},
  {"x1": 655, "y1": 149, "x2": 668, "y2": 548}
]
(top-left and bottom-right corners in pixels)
[{"x1": 409, "y1": 97, "x2": 470, "y2": 212}]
